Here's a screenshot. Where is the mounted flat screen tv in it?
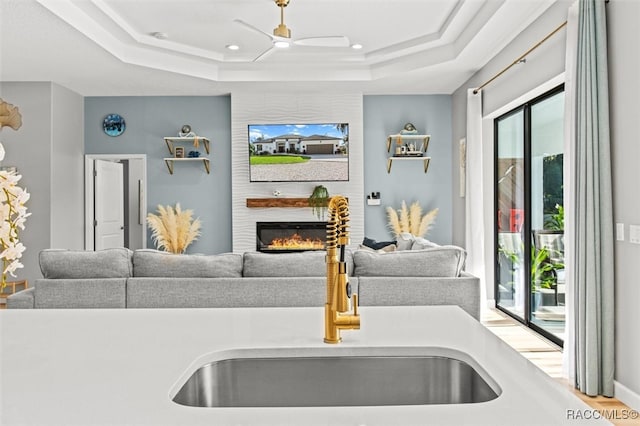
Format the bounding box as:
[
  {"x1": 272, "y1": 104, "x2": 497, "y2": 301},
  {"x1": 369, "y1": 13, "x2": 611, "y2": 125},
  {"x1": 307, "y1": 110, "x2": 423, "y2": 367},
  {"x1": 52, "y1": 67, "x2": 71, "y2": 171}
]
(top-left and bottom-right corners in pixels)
[{"x1": 248, "y1": 123, "x2": 349, "y2": 182}]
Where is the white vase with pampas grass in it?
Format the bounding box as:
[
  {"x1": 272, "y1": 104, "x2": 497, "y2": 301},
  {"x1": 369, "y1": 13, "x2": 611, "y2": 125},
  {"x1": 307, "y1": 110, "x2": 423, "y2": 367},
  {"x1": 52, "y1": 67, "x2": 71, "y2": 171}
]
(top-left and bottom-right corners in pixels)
[
  {"x1": 146, "y1": 203, "x2": 201, "y2": 254},
  {"x1": 386, "y1": 200, "x2": 438, "y2": 238}
]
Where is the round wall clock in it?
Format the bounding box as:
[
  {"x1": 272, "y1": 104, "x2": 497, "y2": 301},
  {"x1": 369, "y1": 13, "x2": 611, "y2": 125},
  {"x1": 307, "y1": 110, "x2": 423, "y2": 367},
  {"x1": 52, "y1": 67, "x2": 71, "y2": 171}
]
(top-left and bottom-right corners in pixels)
[{"x1": 103, "y1": 114, "x2": 126, "y2": 137}]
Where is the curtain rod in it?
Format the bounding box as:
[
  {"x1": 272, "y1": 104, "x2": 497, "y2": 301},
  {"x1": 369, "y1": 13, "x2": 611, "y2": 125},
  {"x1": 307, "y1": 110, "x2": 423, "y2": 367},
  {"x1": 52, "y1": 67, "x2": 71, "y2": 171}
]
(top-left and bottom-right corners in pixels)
[{"x1": 473, "y1": 21, "x2": 568, "y2": 94}]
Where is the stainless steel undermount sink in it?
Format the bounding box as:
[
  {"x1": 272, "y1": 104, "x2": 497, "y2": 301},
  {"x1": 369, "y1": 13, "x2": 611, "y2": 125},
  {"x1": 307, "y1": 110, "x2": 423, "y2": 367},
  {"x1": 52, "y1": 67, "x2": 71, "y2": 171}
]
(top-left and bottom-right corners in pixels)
[{"x1": 172, "y1": 349, "x2": 500, "y2": 408}]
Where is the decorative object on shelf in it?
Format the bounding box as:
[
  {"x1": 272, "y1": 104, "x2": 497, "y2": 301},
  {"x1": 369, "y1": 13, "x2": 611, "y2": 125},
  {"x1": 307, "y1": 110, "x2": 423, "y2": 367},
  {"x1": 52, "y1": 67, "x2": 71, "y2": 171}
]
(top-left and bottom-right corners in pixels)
[
  {"x1": 386, "y1": 200, "x2": 438, "y2": 238},
  {"x1": 174, "y1": 146, "x2": 185, "y2": 158},
  {"x1": 272, "y1": 189, "x2": 282, "y2": 197},
  {"x1": 0, "y1": 169, "x2": 30, "y2": 290},
  {"x1": 400, "y1": 122, "x2": 418, "y2": 135},
  {"x1": 187, "y1": 150, "x2": 200, "y2": 158},
  {"x1": 146, "y1": 204, "x2": 201, "y2": 254},
  {"x1": 179, "y1": 124, "x2": 196, "y2": 138},
  {"x1": 308, "y1": 185, "x2": 330, "y2": 220},
  {"x1": 178, "y1": 125, "x2": 202, "y2": 149},
  {"x1": 0, "y1": 98, "x2": 23, "y2": 131},
  {"x1": 102, "y1": 113, "x2": 126, "y2": 137}
]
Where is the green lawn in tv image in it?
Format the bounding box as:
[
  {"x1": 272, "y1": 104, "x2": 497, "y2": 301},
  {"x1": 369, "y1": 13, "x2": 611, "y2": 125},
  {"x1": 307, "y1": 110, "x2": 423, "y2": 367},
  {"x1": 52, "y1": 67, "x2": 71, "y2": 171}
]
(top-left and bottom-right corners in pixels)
[
  {"x1": 248, "y1": 123, "x2": 349, "y2": 182},
  {"x1": 250, "y1": 155, "x2": 310, "y2": 165}
]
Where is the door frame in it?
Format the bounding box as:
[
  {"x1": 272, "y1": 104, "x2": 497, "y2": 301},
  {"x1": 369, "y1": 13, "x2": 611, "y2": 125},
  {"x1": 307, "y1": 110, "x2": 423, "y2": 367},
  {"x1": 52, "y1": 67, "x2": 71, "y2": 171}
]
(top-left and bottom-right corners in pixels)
[{"x1": 85, "y1": 154, "x2": 147, "y2": 250}]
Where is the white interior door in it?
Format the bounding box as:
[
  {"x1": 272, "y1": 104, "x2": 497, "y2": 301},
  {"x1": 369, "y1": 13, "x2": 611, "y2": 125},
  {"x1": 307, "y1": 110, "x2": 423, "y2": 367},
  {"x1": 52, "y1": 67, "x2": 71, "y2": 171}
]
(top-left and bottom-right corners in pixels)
[{"x1": 95, "y1": 160, "x2": 124, "y2": 249}]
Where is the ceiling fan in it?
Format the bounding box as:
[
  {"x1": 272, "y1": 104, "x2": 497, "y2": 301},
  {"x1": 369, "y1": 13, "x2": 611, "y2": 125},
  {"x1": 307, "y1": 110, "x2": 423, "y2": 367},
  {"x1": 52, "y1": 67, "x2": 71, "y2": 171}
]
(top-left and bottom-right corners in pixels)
[{"x1": 234, "y1": 0, "x2": 350, "y2": 61}]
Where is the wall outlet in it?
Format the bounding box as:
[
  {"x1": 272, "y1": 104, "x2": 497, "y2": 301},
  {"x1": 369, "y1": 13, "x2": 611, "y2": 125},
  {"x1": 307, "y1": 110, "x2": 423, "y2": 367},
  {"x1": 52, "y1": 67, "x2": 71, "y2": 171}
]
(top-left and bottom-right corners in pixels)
[
  {"x1": 630, "y1": 225, "x2": 640, "y2": 244},
  {"x1": 616, "y1": 223, "x2": 625, "y2": 241}
]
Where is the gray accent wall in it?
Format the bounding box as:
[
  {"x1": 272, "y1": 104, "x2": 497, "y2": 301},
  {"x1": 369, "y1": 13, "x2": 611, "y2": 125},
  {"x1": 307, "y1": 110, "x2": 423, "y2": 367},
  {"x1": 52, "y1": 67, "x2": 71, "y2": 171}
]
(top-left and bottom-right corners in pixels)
[
  {"x1": 84, "y1": 96, "x2": 233, "y2": 255},
  {"x1": 363, "y1": 95, "x2": 453, "y2": 244},
  {"x1": 0, "y1": 82, "x2": 84, "y2": 284}
]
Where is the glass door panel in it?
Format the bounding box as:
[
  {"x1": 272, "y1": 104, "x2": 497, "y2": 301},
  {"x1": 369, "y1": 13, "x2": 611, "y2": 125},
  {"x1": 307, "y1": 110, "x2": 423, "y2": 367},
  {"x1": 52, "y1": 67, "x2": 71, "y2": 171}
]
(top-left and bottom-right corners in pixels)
[
  {"x1": 495, "y1": 109, "x2": 525, "y2": 320},
  {"x1": 530, "y1": 91, "x2": 565, "y2": 340}
]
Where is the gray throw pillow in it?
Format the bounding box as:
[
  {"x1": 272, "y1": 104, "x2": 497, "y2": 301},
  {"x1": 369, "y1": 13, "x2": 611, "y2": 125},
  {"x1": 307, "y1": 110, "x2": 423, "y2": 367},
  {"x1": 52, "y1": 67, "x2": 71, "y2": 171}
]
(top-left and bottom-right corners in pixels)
[{"x1": 396, "y1": 233, "x2": 415, "y2": 250}]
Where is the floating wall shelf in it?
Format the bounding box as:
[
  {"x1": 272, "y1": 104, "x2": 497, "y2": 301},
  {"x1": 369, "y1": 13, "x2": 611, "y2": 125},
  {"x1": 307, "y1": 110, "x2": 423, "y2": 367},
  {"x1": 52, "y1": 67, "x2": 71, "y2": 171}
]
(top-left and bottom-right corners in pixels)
[
  {"x1": 386, "y1": 134, "x2": 431, "y2": 173},
  {"x1": 246, "y1": 197, "x2": 347, "y2": 208},
  {"x1": 163, "y1": 135, "x2": 211, "y2": 174},
  {"x1": 246, "y1": 198, "x2": 312, "y2": 208},
  {"x1": 164, "y1": 157, "x2": 210, "y2": 174}
]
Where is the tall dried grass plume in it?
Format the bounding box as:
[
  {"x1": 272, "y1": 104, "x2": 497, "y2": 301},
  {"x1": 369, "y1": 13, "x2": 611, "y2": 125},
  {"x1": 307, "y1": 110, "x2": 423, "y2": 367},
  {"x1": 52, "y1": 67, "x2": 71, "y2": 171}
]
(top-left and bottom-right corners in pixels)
[
  {"x1": 147, "y1": 203, "x2": 201, "y2": 253},
  {"x1": 386, "y1": 200, "x2": 438, "y2": 238}
]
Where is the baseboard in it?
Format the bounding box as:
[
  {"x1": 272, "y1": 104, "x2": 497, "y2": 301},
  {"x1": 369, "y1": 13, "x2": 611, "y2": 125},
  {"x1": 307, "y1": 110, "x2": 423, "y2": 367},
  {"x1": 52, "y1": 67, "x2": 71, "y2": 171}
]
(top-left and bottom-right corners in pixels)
[{"x1": 615, "y1": 380, "x2": 640, "y2": 411}]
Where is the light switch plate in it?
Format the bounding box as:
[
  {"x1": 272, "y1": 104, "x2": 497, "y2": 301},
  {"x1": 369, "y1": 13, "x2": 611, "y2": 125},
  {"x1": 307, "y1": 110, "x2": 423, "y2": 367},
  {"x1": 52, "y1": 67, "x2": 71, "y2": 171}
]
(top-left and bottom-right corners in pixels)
[
  {"x1": 616, "y1": 223, "x2": 625, "y2": 241},
  {"x1": 630, "y1": 225, "x2": 640, "y2": 244}
]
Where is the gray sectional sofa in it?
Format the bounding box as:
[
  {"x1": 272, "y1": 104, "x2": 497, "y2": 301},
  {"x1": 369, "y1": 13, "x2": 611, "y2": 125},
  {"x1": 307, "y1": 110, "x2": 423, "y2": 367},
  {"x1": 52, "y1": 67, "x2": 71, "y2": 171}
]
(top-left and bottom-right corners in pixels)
[{"x1": 8, "y1": 246, "x2": 481, "y2": 320}]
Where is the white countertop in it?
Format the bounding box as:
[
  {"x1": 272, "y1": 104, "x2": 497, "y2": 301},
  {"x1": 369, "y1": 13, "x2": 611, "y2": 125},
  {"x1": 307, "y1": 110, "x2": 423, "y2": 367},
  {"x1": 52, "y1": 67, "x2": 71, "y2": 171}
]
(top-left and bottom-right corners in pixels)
[{"x1": 0, "y1": 306, "x2": 609, "y2": 425}]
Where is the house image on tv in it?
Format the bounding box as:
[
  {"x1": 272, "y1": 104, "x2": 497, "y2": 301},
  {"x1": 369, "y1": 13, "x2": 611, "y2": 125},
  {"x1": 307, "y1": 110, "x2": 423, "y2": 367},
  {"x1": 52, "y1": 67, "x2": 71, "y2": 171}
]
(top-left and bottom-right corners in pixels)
[{"x1": 252, "y1": 134, "x2": 345, "y2": 155}]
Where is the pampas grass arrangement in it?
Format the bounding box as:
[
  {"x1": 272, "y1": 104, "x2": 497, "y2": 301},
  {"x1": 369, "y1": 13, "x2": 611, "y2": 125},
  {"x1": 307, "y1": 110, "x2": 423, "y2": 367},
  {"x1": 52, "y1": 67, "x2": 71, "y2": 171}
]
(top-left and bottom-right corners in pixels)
[
  {"x1": 386, "y1": 200, "x2": 438, "y2": 238},
  {"x1": 147, "y1": 203, "x2": 201, "y2": 254}
]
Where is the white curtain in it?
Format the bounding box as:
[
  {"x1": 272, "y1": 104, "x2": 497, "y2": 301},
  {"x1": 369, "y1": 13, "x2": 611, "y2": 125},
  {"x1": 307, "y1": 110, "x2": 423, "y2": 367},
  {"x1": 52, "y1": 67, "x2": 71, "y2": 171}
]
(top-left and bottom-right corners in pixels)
[
  {"x1": 562, "y1": 0, "x2": 578, "y2": 385},
  {"x1": 566, "y1": 0, "x2": 615, "y2": 397},
  {"x1": 465, "y1": 89, "x2": 486, "y2": 309}
]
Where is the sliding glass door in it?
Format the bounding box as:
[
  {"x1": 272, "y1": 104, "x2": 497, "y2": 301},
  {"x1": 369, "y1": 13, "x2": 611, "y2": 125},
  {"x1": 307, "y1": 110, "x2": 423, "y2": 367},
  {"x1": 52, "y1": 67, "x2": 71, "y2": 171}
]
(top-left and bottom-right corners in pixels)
[{"x1": 495, "y1": 85, "x2": 565, "y2": 345}]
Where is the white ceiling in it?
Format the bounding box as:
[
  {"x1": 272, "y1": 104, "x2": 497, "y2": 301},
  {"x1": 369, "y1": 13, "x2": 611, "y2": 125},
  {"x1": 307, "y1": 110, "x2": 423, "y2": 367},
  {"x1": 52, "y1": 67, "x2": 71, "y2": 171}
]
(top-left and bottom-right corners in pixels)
[{"x1": 0, "y1": 0, "x2": 558, "y2": 96}]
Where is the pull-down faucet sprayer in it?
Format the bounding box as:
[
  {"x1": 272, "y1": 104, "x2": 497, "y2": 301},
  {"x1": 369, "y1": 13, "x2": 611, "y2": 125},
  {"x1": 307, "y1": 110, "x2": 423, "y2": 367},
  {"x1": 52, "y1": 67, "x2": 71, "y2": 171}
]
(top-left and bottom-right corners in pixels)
[{"x1": 324, "y1": 195, "x2": 360, "y2": 344}]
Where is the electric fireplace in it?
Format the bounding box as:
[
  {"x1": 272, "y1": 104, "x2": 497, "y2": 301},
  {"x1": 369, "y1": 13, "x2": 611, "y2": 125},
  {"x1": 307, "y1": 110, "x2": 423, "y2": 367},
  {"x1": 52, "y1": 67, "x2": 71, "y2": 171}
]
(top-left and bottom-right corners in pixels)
[{"x1": 256, "y1": 222, "x2": 327, "y2": 252}]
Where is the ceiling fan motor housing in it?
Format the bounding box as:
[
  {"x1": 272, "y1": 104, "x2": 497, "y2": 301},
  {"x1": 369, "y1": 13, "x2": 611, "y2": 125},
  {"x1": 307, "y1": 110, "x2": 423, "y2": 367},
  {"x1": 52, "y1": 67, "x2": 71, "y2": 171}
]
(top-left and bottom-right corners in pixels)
[{"x1": 274, "y1": 24, "x2": 291, "y2": 38}]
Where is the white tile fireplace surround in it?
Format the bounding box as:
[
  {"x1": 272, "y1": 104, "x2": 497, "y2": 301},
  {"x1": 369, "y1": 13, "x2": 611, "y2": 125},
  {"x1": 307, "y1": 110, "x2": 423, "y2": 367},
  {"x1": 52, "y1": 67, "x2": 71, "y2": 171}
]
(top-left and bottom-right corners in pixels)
[{"x1": 231, "y1": 92, "x2": 364, "y2": 253}]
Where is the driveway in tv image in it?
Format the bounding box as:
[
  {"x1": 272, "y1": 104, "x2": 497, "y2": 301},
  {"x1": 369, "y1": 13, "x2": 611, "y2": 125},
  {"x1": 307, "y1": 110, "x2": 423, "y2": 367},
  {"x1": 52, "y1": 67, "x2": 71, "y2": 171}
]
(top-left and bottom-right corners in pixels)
[{"x1": 250, "y1": 154, "x2": 348, "y2": 181}]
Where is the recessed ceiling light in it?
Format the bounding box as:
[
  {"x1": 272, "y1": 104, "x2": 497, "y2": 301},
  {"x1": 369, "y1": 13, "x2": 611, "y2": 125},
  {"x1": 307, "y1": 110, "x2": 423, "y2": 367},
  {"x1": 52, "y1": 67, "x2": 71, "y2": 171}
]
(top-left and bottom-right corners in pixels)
[
  {"x1": 351, "y1": 43, "x2": 363, "y2": 50},
  {"x1": 150, "y1": 32, "x2": 168, "y2": 40},
  {"x1": 274, "y1": 40, "x2": 290, "y2": 49},
  {"x1": 226, "y1": 44, "x2": 240, "y2": 51}
]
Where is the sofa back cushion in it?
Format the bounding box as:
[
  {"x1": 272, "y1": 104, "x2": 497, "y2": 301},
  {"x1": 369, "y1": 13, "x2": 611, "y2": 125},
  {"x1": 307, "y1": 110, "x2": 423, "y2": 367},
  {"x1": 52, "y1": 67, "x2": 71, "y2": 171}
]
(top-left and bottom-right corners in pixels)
[
  {"x1": 243, "y1": 250, "x2": 354, "y2": 277},
  {"x1": 353, "y1": 245, "x2": 467, "y2": 277},
  {"x1": 39, "y1": 248, "x2": 133, "y2": 279},
  {"x1": 132, "y1": 249, "x2": 243, "y2": 278}
]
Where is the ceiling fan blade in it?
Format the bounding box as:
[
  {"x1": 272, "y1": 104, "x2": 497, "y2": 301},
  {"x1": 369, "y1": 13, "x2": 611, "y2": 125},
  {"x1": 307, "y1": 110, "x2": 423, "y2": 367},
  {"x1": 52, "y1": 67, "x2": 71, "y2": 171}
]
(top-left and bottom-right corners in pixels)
[
  {"x1": 234, "y1": 19, "x2": 274, "y2": 41},
  {"x1": 294, "y1": 36, "x2": 350, "y2": 48},
  {"x1": 253, "y1": 46, "x2": 276, "y2": 62}
]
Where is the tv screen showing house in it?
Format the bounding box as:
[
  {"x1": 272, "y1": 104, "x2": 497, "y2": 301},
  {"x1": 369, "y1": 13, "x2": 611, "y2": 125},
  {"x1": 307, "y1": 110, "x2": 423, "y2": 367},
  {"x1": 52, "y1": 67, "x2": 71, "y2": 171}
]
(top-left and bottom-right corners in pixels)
[{"x1": 248, "y1": 123, "x2": 349, "y2": 182}]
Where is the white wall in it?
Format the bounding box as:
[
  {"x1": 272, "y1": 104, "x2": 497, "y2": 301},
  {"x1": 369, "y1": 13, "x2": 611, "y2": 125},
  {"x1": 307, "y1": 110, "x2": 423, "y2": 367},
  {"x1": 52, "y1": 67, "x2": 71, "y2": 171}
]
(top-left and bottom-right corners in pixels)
[
  {"x1": 231, "y1": 92, "x2": 364, "y2": 253},
  {"x1": 0, "y1": 82, "x2": 84, "y2": 284},
  {"x1": 607, "y1": 0, "x2": 640, "y2": 410},
  {"x1": 51, "y1": 83, "x2": 85, "y2": 250}
]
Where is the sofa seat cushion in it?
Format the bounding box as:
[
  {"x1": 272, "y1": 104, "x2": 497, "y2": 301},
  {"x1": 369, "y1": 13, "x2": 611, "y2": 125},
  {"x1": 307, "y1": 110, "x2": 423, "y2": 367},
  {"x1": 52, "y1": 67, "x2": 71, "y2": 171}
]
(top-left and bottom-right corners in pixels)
[
  {"x1": 133, "y1": 250, "x2": 243, "y2": 278},
  {"x1": 353, "y1": 245, "x2": 467, "y2": 277},
  {"x1": 39, "y1": 248, "x2": 133, "y2": 279},
  {"x1": 243, "y1": 250, "x2": 354, "y2": 277}
]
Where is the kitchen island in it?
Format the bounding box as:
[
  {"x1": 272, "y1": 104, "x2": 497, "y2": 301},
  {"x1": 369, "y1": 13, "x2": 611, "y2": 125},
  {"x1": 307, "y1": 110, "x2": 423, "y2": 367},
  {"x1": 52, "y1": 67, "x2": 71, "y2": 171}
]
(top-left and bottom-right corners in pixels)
[{"x1": 0, "y1": 306, "x2": 608, "y2": 425}]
